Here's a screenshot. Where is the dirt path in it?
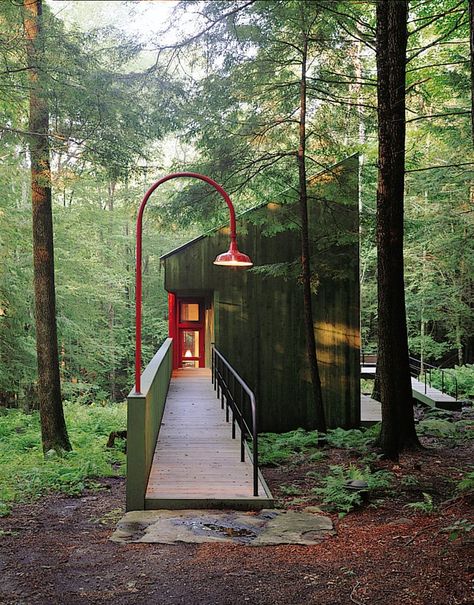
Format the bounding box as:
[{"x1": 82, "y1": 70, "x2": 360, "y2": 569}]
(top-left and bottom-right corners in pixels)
[{"x1": 0, "y1": 471, "x2": 472, "y2": 605}]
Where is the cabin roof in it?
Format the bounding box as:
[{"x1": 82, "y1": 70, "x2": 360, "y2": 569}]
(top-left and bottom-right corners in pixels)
[{"x1": 160, "y1": 154, "x2": 358, "y2": 261}]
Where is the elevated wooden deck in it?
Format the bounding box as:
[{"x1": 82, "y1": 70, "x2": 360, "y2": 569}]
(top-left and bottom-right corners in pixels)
[
  {"x1": 361, "y1": 365, "x2": 460, "y2": 410},
  {"x1": 145, "y1": 368, "x2": 273, "y2": 510},
  {"x1": 360, "y1": 394, "x2": 382, "y2": 425}
]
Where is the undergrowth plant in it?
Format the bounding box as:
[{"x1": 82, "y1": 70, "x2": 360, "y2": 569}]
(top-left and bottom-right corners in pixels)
[
  {"x1": 456, "y1": 469, "x2": 474, "y2": 494},
  {"x1": 325, "y1": 424, "x2": 380, "y2": 452},
  {"x1": 258, "y1": 424, "x2": 381, "y2": 466},
  {"x1": 430, "y1": 364, "x2": 474, "y2": 400},
  {"x1": 258, "y1": 428, "x2": 320, "y2": 466},
  {"x1": 279, "y1": 484, "x2": 302, "y2": 496},
  {"x1": 443, "y1": 519, "x2": 474, "y2": 541},
  {"x1": 313, "y1": 465, "x2": 393, "y2": 515},
  {"x1": 417, "y1": 418, "x2": 474, "y2": 443},
  {"x1": 405, "y1": 492, "x2": 436, "y2": 514},
  {"x1": 0, "y1": 403, "x2": 126, "y2": 516}
]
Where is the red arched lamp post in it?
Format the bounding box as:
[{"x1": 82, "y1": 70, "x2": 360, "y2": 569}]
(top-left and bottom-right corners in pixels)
[{"x1": 134, "y1": 172, "x2": 253, "y2": 394}]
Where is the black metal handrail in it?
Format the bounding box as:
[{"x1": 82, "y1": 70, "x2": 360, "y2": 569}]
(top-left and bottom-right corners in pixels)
[
  {"x1": 408, "y1": 356, "x2": 458, "y2": 401},
  {"x1": 361, "y1": 350, "x2": 458, "y2": 401},
  {"x1": 211, "y1": 346, "x2": 259, "y2": 497}
]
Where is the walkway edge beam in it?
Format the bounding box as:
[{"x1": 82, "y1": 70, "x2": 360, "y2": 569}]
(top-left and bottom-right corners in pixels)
[{"x1": 127, "y1": 338, "x2": 173, "y2": 511}]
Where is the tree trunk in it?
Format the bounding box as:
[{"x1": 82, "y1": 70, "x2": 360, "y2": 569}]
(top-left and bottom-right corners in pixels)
[
  {"x1": 298, "y1": 33, "x2": 326, "y2": 433},
  {"x1": 469, "y1": 0, "x2": 474, "y2": 146},
  {"x1": 420, "y1": 247, "x2": 426, "y2": 373},
  {"x1": 24, "y1": 0, "x2": 71, "y2": 453},
  {"x1": 455, "y1": 315, "x2": 463, "y2": 366},
  {"x1": 375, "y1": 0, "x2": 420, "y2": 459},
  {"x1": 108, "y1": 302, "x2": 116, "y2": 400}
]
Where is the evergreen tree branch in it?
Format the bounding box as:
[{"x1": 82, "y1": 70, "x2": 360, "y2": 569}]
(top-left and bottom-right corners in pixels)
[
  {"x1": 408, "y1": 1, "x2": 465, "y2": 36},
  {"x1": 407, "y1": 11, "x2": 469, "y2": 62},
  {"x1": 405, "y1": 161, "x2": 474, "y2": 173},
  {"x1": 407, "y1": 59, "x2": 470, "y2": 73},
  {"x1": 406, "y1": 111, "x2": 470, "y2": 123}
]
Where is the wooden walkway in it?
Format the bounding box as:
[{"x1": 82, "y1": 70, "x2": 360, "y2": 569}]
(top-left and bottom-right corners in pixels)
[
  {"x1": 360, "y1": 394, "x2": 382, "y2": 425},
  {"x1": 145, "y1": 368, "x2": 273, "y2": 510},
  {"x1": 361, "y1": 365, "x2": 460, "y2": 410}
]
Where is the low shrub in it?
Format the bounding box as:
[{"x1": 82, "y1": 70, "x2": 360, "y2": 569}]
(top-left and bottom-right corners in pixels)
[
  {"x1": 258, "y1": 428, "x2": 319, "y2": 466},
  {"x1": 430, "y1": 364, "x2": 474, "y2": 400},
  {"x1": 313, "y1": 464, "x2": 393, "y2": 514},
  {"x1": 0, "y1": 403, "x2": 126, "y2": 516},
  {"x1": 325, "y1": 424, "x2": 380, "y2": 452},
  {"x1": 417, "y1": 418, "x2": 474, "y2": 442},
  {"x1": 405, "y1": 492, "x2": 436, "y2": 514},
  {"x1": 457, "y1": 469, "x2": 474, "y2": 494}
]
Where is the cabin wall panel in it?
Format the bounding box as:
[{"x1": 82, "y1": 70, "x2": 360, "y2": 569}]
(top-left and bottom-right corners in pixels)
[{"x1": 164, "y1": 156, "x2": 360, "y2": 432}]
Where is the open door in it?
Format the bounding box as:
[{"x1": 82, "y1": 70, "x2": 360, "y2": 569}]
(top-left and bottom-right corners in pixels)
[{"x1": 176, "y1": 298, "x2": 205, "y2": 368}]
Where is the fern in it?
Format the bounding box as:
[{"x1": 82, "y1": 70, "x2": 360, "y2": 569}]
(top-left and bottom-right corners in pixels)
[
  {"x1": 405, "y1": 492, "x2": 436, "y2": 514},
  {"x1": 313, "y1": 465, "x2": 393, "y2": 514},
  {"x1": 457, "y1": 470, "x2": 474, "y2": 493}
]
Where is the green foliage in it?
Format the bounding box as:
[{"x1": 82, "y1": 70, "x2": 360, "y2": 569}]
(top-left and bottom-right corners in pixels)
[
  {"x1": 456, "y1": 469, "x2": 474, "y2": 494},
  {"x1": 360, "y1": 379, "x2": 373, "y2": 395},
  {"x1": 325, "y1": 425, "x2": 380, "y2": 452},
  {"x1": 279, "y1": 484, "x2": 302, "y2": 496},
  {"x1": 0, "y1": 2, "x2": 187, "y2": 407},
  {"x1": 259, "y1": 426, "x2": 383, "y2": 466},
  {"x1": 417, "y1": 418, "x2": 474, "y2": 442},
  {"x1": 0, "y1": 405, "x2": 126, "y2": 515},
  {"x1": 417, "y1": 418, "x2": 457, "y2": 438},
  {"x1": 405, "y1": 492, "x2": 436, "y2": 514},
  {"x1": 258, "y1": 429, "x2": 319, "y2": 466},
  {"x1": 443, "y1": 519, "x2": 474, "y2": 542},
  {"x1": 313, "y1": 465, "x2": 393, "y2": 514},
  {"x1": 400, "y1": 474, "x2": 419, "y2": 488},
  {"x1": 308, "y1": 451, "x2": 326, "y2": 462},
  {"x1": 430, "y1": 365, "x2": 474, "y2": 400}
]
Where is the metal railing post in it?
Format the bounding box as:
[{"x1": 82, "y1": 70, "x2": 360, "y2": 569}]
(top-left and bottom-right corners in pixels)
[
  {"x1": 251, "y1": 392, "x2": 258, "y2": 496},
  {"x1": 212, "y1": 347, "x2": 260, "y2": 498}
]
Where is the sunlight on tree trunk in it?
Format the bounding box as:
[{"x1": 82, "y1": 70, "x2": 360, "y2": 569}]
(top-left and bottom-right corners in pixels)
[
  {"x1": 298, "y1": 29, "x2": 326, "y2": 434},
  {"x1": 469, "y1": 0, "x2": 474, "y2": 145},
  {"x1": 23, "y1": 0, "x2": 71, "y2": 453},
  {"x1": 375, "y1": 0, "x2": 420, "y2": 460}
]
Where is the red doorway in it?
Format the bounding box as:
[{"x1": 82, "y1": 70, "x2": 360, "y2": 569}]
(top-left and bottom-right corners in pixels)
[{"x1": 169, "y1": 295, "x2": 205, "y2": 368}]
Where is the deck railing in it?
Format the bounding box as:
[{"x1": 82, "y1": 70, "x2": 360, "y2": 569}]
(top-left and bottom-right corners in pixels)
[
  {"x1": 211, "y1": 346, "x2": 259, "y2": 497},
  {"x1": 408, "y1": 356, "x2": 458, "y2": 401},
  {"x1": 126, "y1": 338, "x2": 173, "y2": 511},
  {"x1": 361, "y1": 350, "x2": 458, "y2": 401}
]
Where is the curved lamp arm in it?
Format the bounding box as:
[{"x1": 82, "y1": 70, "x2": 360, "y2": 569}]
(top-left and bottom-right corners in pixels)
[{"x1": 134, "y1": 172, "x2": 245, "y2": 394}]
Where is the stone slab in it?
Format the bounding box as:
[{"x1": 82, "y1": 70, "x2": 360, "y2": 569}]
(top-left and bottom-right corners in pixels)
[{"x1": 111, "y1": 509, "x2": 335, "y2": 546}]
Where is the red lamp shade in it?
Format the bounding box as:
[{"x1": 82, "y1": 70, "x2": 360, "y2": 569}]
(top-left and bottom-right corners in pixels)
[{"x1": 213, "y1": 239, "x2": 253, "y2": 268}]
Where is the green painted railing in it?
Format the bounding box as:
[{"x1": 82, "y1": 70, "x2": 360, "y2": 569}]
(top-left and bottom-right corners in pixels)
[{"x1": 126, "y1": 338, "x2": 173, "y2": 511}]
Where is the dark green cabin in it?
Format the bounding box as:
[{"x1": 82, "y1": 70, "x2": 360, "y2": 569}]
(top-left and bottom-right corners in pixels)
[{"x1": 162, "y1": 155, "x2": 360, "y2": 432}]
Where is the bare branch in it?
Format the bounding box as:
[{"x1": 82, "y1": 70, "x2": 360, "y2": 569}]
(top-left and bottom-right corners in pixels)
[
  {"x1": 320, "y1": 3, "x2": 376, "y2": 33},
  {"x1": 405, "y1": 161, "x2": 474, "y2": 173},
  {"x1": 407, "y1": 59, "x2": 470, "y2": 73},
  {"x1": 406, "y1": 111, "x2": 470, "y2": 123},
  {"x1": 151, "y1": 0, "x2": 255, "y2": 52}
]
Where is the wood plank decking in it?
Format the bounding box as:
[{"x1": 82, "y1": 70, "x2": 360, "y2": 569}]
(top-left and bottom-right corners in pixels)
[
  {"x1": 145, "y1": 368, "x2": 273, "y2": 510},
  {"x1": 145, "y1": 365, "x2": 459, "y2": 505},
  {"x1": 360, "y1": 394, "x2": 382, "y2": 425},
  {"x1": 361, "y1": 365, "x2": 460, "y2": 410}
]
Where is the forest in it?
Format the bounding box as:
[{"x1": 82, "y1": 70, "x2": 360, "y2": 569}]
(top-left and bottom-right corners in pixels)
[
  {"x1": 0, "y1": 1, "x2": 473, "y2": 603},
  {"x1": 1, "y1": 0, "x2": 472, "y2": 414}
]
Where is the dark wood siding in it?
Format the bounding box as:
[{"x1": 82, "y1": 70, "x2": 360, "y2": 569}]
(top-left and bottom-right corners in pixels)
[{"x1": 164, "y1": 156, "x2": 360, "y2": 432}]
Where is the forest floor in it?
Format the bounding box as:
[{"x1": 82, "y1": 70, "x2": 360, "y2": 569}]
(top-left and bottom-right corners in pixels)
[{"x1": 0, "y1": 434, "x2": 473, "y2": 604}]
